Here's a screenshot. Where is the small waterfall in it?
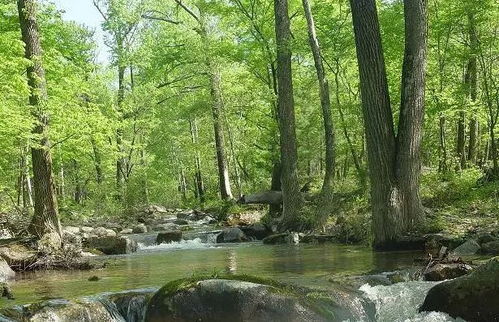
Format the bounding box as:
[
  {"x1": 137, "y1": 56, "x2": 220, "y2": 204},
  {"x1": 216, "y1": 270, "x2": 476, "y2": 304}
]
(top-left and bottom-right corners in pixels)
[
  {"x1": 138, "y1": 237, "x2": 214, "y2": 251},
  {"x1": 359, "y1": 281, "x2": 464, "y2": 322},
  {"x1": 97, "y1": 288, "x2": 157, "y2": 322}
]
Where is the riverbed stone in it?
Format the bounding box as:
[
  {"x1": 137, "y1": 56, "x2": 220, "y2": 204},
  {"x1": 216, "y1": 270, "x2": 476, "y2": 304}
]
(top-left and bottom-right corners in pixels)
[
  {"x1": 80, "y1": 226, "x2": 94, "y2": 234},
  {"x1": 451, "y1": 239, "x2": 481, "y2": 255},
  {"x1": 91, "y1": 227, "x2": 116, "y2": 238},
  {"x1": 156, "y1": 231, "x2": 182, "y2": 244},
  {"x1": 132, "y1": 224, "x2": 148, "y2": 234},
  {"x1": 239, "y1": 223, "x2": 272, "y2": 240},
  {"x1": 146, "y1": 278, "x2": 332, "y2": 322},
  {"x1": 481, "y1": 240, "x2": 499, "y2": 255},
  {"x1": 62, "y1": 226, "x2": 80, "y2": 235},
  {"x1": 423, "y1": 263, "x2": 473, "y2": 281},
  {"x1": 151, "y1": 223, "x2": 179, "y2": 232},
  {"x1": 216, "y1": 228, "x2": 248, "y2": 243},
  {"x1": 173, "y1": 219, "x2": 189, "y2": 225},
  {"x1": 0, "y1": 258, "x2": 14, "y2": 282},
  {"x1": 119, "y1": 228, "x2": 133, "y2": 235},
  {"x1": 85, "y1": 236, "x2": 137, "y2": 255},
  {"x1": 420, "y1": 257, "x2": 499, "y2": 321}
]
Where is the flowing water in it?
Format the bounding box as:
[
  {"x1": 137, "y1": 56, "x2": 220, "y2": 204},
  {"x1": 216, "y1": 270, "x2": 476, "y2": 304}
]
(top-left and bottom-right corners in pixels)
[{"x1": 0, "y1": 233, "x2": 462, "y2": 321}]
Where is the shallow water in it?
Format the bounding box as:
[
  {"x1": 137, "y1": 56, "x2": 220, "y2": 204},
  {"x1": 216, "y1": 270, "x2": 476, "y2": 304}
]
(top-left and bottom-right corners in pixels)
[{"x1": 0, "y1": 240, "x2": 461, "y2": 321}]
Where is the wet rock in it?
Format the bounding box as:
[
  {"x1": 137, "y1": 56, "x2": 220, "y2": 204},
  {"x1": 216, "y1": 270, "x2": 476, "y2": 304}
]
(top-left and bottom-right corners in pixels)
[
  {"x1": 239, "y1": 223, "x2": 272, "y2": 240},
  {"x1": 451, "y1": 239, "x2": 481, "y2": 256},
  {"x1": 420, "y1": 257, "x2": 499, "y2": 322},
  {"x1": 119, "y1": 228, "x2": 133, "y2": 235},
  {"x1": 263, "y1": 232, "x2": 299, "y2": 245},
  {"x1": 173, "y1": 219, "x2": 189, "y2": 225},
  {"x1": 0, "y1": 243, "x2": 37, "y2": 269},
  {"x1": 481, "y1": 240, "x2": 499, "y2": 255},
  {"x1": 146, "y1": 278, "x2": 329, "y2": 322},
  {"x1": 216, "y1": 228, "x2": 248, "y2": 243},
  {"x1": 423, "y1": 263, "x2": 473, "y2": 281},
  {"x1": 85, "y1": 236, "x2": 137, "y2": 255},
  {"x1": 132, "y1": 224, "x2": 148, "y2": 234},
  {"x1": 5, "y1": 299, "x2": 118, "y2": 322},
  {"x1": 156, "y1": 231, "x2": 182, "y2": 244},
  {"x1": 151, "y1": 223, "x2": 179, "y2": 232},
  {"x1": 0, "y1": 258, "x2": 14, "y2": 282}
]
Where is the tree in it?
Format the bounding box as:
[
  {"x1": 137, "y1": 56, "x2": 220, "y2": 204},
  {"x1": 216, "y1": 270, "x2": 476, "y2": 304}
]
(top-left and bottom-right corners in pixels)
[
  {"x1": 350, "y1": 0, "x2": 427, "y2": 249},
  {"x1": 17, "y1": 0, "x2": 62, "y2": 239},
  {"x1": 302, "y1": 0, "x2": 335, "y2": 194},
  {"x1": 274, "y1": 0, "x2": 303, "y2": 229}
]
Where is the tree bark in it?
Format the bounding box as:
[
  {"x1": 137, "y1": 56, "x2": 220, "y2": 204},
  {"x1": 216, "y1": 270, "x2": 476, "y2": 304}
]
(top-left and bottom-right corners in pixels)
[
  {"x1": 17, "y1": 0, "x2": 62, "y2": 239},
  {"x1": 208, "y1": 66, "x2": 234, "y2": 200},
  {"x1": 466, "y1": 13, "x2": 479, "y2": 164},
  {"x1": 350, "y1": 0, "x2": 427, "y2": 249},
  {"x1": 189, "y1": 118, "x2": 205, "y2": 203},
  {"x1": 302, "y1": 0, "x2": 335, "y2": 193},
  {"x1": 274, "y1": 0, "x2": 303, "y2": 230}
]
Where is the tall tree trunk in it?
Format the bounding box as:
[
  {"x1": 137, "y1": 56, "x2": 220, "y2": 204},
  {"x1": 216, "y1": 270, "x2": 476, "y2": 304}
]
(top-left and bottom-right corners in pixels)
[
  {"x1": 189, "y1": 118, "x2": 205, "y2": 203},
  {"x1": 274, "y1": 0, "x2": 303, "y2": 230},
  {"x1": 208, "y1": 65, "x2": 233, "y2": 200},
  {"x1": 350, "y1": 0, "x2": 427, "y2": 249},
  {"x1": 17, "y1": 0, "x2": 61, "y2": 239},
  {"x1": 457, "y1": 112, "x2": 466, "y2": 169},
  {"x1": 466, "y1": 13, "x2": 479, "y2": 164},
  {"x1": 302, "y1": 0, "x2": 335, "y2": 193},
  {"x1": 438, "y1": 114, "x2": 448, "y2": 172},
  {"x1": 91, "y1": 136, "x2": 103, "y2": 184},
  {"x1": 116, "y1": 61, "x2": 126, "y2": 199},
  {"x1": 396, "y1": 0, "x2": 427, "y2": 229}
]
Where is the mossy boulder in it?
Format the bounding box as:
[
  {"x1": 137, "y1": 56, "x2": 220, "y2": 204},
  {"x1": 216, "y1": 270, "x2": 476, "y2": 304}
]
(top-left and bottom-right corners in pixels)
[
  {"x1": 419, "y1": 257, "x2": 499, "y2": 321},
  {"x1": 146, "y1": 275, "x2": 371, "y2": 322},
  {"x1": 156, "y1": 231, "x2": 182, "y2": 244}
]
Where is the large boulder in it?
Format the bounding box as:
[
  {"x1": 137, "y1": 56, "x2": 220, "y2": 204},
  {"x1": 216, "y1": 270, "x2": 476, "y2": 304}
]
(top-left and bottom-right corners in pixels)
[
  {"x1": 0, "y1": 258, "x2": 14, "y2": 282},
  {"x1": 156, "y1": 231, "x2": 182, "y2": 244},
  {"x1": 132, "y1": 224, "x2": 148, "y2": 234},
  {"x1": 423, "y1": 263, "x2": 473, "y2": 281},
  {"x1": 216, "y1": 228, "x2": 248, "y2": 243},
  {"x1": 451, "y1": 239, "x2": 481, "y2": 256},
  {"x1": 0, "y1": 243, "x2": 37, "y2": 269},
  {"x1": 146, "y1": 277, "x2": 368, "y2": 322},
  {"x1": 1, "y1": 299, "x2": 117, "y2": 322},
  {"x1": 420, "y1": 257, "x2": 499, "y2": 321},
  {"x1": 239, "y1": 223, "x2": 272, "y2": 240},
  {"x1": 481, "y1": 240, "x2": 499, "y2": 255},
  {"x1": 85, "y1": 236, "x2": 137, "y2": 255}
]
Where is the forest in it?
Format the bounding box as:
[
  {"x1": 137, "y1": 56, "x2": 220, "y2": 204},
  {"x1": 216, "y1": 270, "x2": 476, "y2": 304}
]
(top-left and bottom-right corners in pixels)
[{"x1": 0, "y1": 0, "x2": 498, "y2": 321}]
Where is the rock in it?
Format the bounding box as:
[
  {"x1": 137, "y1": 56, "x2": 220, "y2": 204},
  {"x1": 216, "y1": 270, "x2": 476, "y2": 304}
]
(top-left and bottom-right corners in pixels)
[
  {"x1": 105, "y1": 289, "x2": 156, "y2": 322},
  {"x1": 263, "y1": 232, "x2": 299, "y2": 245},
  {"x1": 91, "y1": 227, "x2": 116, "y2": 237},
  {"x1": 176, "y1": 210, "x2": 195, "y2": 220},
  {"x1": 85, "y1": 236, "x2": 137, "y2": 255},
  {"x1": 0, "y1": 243, "x2": 37, "y2": 268},
  {"x1": 0, "y1": 229, "x2": 13, "y2": 240},
  {"x1": 6, "y1": 299, "x2": 118, "y2": 321},
  {"x1": 132, "y1": 224, "x2": 148, "y2": 234},
  {"x1": 420, "y1": 257, "x2": 499, "y2": 322},
  {"x1": 62, "y1": 226, "x2": 80, "y2": 235},
  {"x1": 146, "y1": 278, "x2": 333, "y2": 322},
  {"x1": 424, "y1": 234, "x2": 464, "y2": 254},
  {"x1": 156, "y1": 231, "x2": 182, "y2": 244},
  {"x1": 239, "y1": 223, "x2": 272, "y2": 240},
  {"x1": 0, "y1": 258, "x2": 14, "y2": 282},
  {"x1": 477, "y1": 232, "x2": 495, "y2": 245},
  {"x1": 173, "y1": 219, "x2": 189, "y2": 225},
  {"x1": 151, "y1": 223, "x2": 179, "y2": 232},
  {"x1": 62, "y1": 232, "x2": 82, "y2": 255},
  {"x1": 80, "y1": 226, "x2": 93, "y2": 234},
  {"x1": 226, "y1": 210, "x2": 264, "y2": 226},
  {"x1": 216, "y1": 228, "x2": 248, "y2": 243},
  {"x1": 451, "y1": 239, "x2": 481, "y2": 256},
  {"x1": 119, "y1": 228, "x2": 133, "y2": 235},
  {"x1": 423, "y1": 263, "x2": 473, "y2": 281},
  {"x1": 481, "y1": 240, "x2": 499, "y2": 255}
]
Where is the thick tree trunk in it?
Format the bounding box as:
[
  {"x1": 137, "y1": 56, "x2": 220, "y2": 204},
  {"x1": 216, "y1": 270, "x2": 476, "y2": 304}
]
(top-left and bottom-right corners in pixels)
[
  {"x1": 208, "y1": 66, "x2": 233, "y2": 200},
  {"x1": 302, "y1": 0, "x2": 335, "y2": 193},
  {"x1": 17, "y1": 0, "x2": 62, "y2": 239},
  {"x1": 274, "y1": 0, "x2": 303, "y2": 230},
  {"x1": 350, "y1": 0, "x2": 427, "y2": 249},
  {"x1": 396, "y1": 0, "x2": 427, "y2": 229},
  {"x1": 456, "y1": 111, "x2": 466, "y2": 169},
  {"x1": 438, "y1": 114, "x2": 448, "y2": 172}
]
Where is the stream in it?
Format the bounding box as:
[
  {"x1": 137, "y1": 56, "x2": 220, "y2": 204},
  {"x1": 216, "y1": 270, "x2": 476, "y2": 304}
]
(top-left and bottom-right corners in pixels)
[{"x1": 1, "y1": 229, "x2": 463, "y2": 321}]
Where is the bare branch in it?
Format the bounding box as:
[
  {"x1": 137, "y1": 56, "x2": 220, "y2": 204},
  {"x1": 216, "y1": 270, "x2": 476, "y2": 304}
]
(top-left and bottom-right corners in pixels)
[
  {"x1": 92, "y1": 0, "x2": 108, "y2": 21},
  {"x1": 173, "y1": 0, "x2": 200, "y2": 23}
]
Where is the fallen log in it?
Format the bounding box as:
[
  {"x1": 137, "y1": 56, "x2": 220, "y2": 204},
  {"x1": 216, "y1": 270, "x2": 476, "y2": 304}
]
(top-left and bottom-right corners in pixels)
[{"x1": 238, "y1": 191, "x2": 282, "y2": 205}]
